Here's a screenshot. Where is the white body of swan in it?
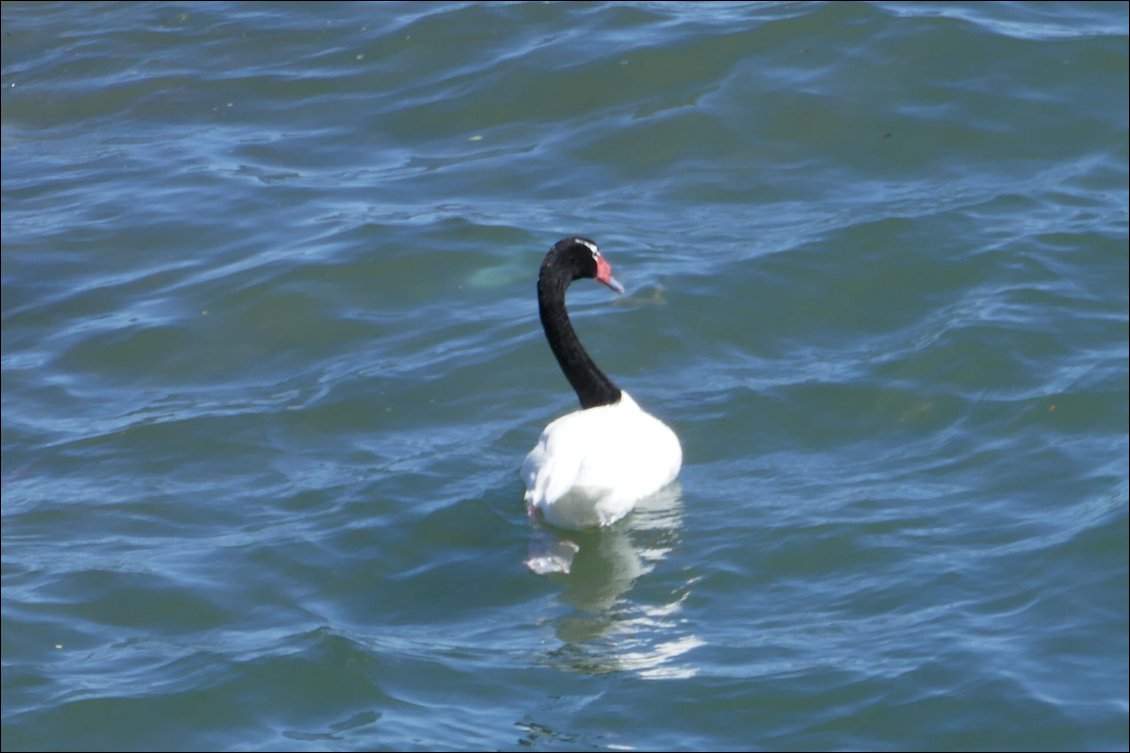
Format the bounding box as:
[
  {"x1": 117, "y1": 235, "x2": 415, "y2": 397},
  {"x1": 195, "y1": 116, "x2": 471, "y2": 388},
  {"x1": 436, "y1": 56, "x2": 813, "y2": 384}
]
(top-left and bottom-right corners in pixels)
[{"x1": 523, "y1": 390, "x2": 682, "y2": 530}]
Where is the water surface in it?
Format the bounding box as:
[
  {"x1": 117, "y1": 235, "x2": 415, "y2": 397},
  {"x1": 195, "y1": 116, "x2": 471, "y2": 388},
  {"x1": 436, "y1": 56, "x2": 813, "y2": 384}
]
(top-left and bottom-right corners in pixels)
[{"x1": 2, "y1": 2, "x2": 1127, "y2": 750}]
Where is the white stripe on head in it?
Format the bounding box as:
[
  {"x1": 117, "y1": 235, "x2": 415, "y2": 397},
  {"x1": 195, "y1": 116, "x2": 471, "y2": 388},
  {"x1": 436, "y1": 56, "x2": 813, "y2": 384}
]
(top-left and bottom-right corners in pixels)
[{"x1": 575, "y1": 238, "x2": 600, "y2": 257}]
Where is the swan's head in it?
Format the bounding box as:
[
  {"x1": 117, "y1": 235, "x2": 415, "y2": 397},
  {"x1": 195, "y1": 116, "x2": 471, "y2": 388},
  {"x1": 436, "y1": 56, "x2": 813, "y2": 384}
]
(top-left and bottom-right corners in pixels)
[{"x1": 548, "y1": 237, "x2": 625, "y2": 294}]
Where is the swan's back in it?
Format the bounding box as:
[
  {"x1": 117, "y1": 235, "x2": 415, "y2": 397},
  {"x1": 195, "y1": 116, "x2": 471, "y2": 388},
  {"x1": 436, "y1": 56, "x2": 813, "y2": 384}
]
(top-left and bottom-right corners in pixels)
[{"x1": 523, "y1": 391, "x2": 681, "y2": 529}]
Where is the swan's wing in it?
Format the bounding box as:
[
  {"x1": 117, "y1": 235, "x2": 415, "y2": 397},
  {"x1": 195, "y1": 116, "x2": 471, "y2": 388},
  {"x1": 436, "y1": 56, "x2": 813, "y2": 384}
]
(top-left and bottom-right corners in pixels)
[
  {"x1": 568, "y1": 406, "x2": 682, "y2": 500},
  {"x1": 522, "y1": 414, "x2": 588, "y2": 508}
]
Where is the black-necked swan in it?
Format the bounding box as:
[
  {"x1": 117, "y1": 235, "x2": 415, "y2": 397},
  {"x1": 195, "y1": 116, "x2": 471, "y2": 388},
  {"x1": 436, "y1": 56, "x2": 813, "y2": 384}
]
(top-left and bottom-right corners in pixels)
[{"x1": 522, "y1": 237, "x2": 682, "y2": 530}]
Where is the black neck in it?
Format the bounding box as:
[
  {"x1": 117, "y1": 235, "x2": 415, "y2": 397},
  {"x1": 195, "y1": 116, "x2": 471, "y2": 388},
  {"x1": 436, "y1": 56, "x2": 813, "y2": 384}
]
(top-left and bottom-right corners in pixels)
[{"x1": 538, "y1": 266, "x2": 622, "y2": 410}]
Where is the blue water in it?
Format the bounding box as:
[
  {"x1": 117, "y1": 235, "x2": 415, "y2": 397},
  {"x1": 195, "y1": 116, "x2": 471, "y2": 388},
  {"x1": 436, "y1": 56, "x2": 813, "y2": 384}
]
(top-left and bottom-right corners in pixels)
[{"x1": 3, "y1": 2, "x2": 1127, "y2": 750}]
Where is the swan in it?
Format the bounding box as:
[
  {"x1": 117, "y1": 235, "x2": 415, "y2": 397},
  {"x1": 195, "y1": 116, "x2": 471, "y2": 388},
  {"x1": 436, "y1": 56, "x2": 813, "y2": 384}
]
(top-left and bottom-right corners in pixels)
[{"x1": 522, "y1": 237, "x2": 682, "y2": 530}]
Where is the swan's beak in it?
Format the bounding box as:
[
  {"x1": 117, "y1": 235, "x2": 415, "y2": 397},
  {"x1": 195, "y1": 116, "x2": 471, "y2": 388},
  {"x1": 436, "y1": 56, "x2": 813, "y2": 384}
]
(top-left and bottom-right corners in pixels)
[{"x1": 595, "y1": 256, "x2": 625, "y2": 295}]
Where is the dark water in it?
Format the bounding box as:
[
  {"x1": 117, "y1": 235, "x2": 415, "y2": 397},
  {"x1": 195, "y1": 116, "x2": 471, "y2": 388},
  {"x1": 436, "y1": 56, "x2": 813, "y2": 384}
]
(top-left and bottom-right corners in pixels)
[{"x1": 2, "y1": 2, "x2": 1127, "y2": 750}]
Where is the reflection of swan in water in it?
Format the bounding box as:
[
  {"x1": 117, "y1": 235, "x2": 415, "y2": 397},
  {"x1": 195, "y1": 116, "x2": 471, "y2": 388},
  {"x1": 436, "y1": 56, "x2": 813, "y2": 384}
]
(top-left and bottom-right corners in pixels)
[
  {"x1": 527, "y1": 483, "x2": 705, "y2": 680},
  {"x1": 525, "y1": 482, "x2": 684, "y2": 585}
]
